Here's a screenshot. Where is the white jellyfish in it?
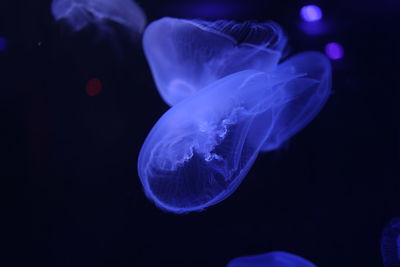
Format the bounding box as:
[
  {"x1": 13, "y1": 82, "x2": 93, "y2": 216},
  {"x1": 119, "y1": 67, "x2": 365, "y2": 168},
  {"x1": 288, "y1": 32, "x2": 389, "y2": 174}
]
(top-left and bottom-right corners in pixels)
[
  {"x1": 143, "y1": 17, "x2": 287, "y2": 106},
  {"x1": 52, "y1": 0, "x2": 146, "y2": 35}
]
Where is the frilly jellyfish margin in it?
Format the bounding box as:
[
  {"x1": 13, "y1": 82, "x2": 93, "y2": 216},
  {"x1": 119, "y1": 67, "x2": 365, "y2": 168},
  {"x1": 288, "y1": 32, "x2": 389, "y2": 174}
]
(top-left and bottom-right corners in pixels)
[{"x1": 138, "y1": 50, "x2": 331, "y2": 214}]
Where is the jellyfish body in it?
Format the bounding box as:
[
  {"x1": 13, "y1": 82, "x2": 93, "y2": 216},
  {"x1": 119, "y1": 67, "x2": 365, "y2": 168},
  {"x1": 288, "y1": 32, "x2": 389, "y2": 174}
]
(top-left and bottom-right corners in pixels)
[
  {"x1": 227, "y1": 251, "x2": 317, "y2": 267},
  {"x1": 381, "y1": 217, "x2": 400, "y2": 267},
  {"x1": 51, "y1": 0, "x2": 146, "y2": 34},
  {"x1": 138, "y1": 58, "x2": 331, "y2": 213},
  {"x1": 143, "y1": 17, "x2": 287, "y2": 106}
]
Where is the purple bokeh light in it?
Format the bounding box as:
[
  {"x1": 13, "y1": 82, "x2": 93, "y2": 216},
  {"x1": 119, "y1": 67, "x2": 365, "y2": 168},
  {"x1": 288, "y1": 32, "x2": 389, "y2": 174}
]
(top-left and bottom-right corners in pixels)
[
  {"x1": 325, "y1": 42, "x2": 344, "y2": 60},
  {"x1": 300, "y1": 5, "x2": 323, "y2": 22},
  {"x1": 0, "y1": 37, "x2": 7, "y2": 52}
]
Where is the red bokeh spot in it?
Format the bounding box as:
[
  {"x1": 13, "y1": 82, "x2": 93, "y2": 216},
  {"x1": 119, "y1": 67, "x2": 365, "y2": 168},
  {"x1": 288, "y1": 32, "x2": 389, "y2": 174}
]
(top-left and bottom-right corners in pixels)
[{"x1": 86, "y1": 78, "x2": 102, "y2": 96}]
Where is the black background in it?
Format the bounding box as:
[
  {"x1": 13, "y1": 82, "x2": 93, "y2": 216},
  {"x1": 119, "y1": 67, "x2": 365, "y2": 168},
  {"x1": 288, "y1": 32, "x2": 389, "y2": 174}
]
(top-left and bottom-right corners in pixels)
[{"x1": 1, "y1": 0, "x2": 400, "y2": 266}]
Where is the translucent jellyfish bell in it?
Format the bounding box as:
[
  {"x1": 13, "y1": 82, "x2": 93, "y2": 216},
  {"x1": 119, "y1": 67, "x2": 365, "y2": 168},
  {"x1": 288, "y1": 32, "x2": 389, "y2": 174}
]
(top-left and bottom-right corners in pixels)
[
  {"x1": 261, "y1": 51, "x2": 331, "y2": 151},
  {"x1": 51, "y1": 0, "x2": 146, "y2": 34},
  {"x1": 138, "y1": 63, "x2": 330, "y2": 213},
  {"x1": 381, "y1": 217, "x2": 400, "y2": 267},
  {"x1": 143, "y1": 17, "x2": 287, "y2": 106},
  {"x1": 227, "y1": 251, "x2": 317, "y2": 267}
]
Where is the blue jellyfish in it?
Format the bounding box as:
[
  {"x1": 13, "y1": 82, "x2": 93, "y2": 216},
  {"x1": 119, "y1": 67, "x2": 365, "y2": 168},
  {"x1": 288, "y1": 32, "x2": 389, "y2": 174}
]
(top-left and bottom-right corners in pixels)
[
  {"x1": 381, "y1": 217, "x2": 400, "y2": 267},
  {"x1": 51, "y1": 0, "x2": 146, "y2": 34},
  {"x1": 227, "y1": 251, "x2": 317, "y2": 267},
  {"x1": 138, "y1": 50, "x2": 331, "y2": 213},
  {"x1": 143, "y1": 17, "x2": 287, "y2": 106}
]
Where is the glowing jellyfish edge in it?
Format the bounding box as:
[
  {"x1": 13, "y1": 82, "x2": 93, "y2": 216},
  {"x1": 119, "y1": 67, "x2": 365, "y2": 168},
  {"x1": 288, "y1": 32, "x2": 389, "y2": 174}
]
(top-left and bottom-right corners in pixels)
[
  {"x1": 227, "y1": 251, "x2": 317, "y2": 267},
  {"x1": 51, "y1": 0, "x2": 146, "y2": 33}
]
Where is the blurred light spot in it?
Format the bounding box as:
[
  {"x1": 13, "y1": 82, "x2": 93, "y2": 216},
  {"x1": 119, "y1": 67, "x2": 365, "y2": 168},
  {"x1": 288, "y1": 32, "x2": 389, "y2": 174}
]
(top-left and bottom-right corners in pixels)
[
  {"x1": 86, "y1": 78, "x2": 102, "y2": 96},
  {"x1": 325, "y1": 42, "x2": 344, "y2": 60},
  {"x1": 300, "y1": 5, "x2": 323, "y2": 22},
  {"x1": 0, "y1": 37, "x2": 8, "y2": 52}
]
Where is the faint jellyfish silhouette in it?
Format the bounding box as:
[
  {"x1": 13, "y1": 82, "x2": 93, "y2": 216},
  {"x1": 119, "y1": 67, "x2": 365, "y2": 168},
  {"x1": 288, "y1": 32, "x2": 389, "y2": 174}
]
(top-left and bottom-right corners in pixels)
[
  {"x1": 143, "y1": 17, "x2": 287, "y2": 106},
  {"x1": 227, "y1": 251, "x2": 317, "y2": 267},
  {"x1": 381, "y1": 217, "x2": 400, "y2": 267},
  {"x1": 260, "y1": 51, "x2": 331, "y2": 151},
  {"x1": 138, "y1": 52, "x2": 331, "y2": 213},
  {"x1": 51, "y1": 0, "x2": 146, "y2": 35}
]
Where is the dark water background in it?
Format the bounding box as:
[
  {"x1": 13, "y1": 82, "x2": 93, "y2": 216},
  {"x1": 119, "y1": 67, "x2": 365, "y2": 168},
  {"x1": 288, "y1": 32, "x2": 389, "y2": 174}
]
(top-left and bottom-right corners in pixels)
[{"x1": 1, "y1": 0, "x2": 399, "y2": 266}]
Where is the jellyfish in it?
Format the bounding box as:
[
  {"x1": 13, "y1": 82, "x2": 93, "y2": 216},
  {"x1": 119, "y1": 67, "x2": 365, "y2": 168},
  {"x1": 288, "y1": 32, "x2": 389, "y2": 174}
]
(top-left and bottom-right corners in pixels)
[
  {"x1": 51, "y1": 0, "x2": 146, "y2": 35},
  {"x1": 138, "y1": 51, "x2": 331, "y2": 213},
  {"x1": 227, "y1": 251, "x2": 317, "y2": 267},
  {"x1": 381, "y1": 217, "x2": 400, "y2": 267},
  {"x1": 143, "y1": 17, "x2": 287, "y2": 106}
]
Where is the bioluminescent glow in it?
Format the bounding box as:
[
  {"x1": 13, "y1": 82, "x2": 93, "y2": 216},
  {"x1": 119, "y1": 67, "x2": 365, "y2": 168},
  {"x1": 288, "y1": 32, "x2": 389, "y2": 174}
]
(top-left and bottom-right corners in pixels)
[
  {"x1": 325, "y1": 42, "x2": 344, "y2": 60},
  {"x1": 0, "y1": 37, "x2": 7, "y2": 52},
  {"x1": 227, "y1": 251, "x2": 317, "y2": 267},
  {"x1": 51, "y1": 0, "x2": 146, "y2": 34},
  {"x1": 143, "y1": 18, "x2": 287, "y2": 106},
  {"x1": 86, "y1": 78, "x2": 102, "y2": 96},
  {"x1": 381, "y1": 217, "x2": 400, "y2": 267},
  {"x1": 300, "y1": 5, "x2": 323, "y2": 22},
  {"x1": 138, "y1": 51, "x2": 331, "y2": 213}
]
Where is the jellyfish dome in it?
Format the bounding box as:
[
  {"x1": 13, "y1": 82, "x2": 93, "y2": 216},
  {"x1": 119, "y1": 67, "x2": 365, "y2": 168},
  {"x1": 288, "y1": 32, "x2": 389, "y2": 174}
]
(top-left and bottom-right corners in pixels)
[
  {"x1": 51, "y1": 0, "x2": 146, "y2": 34},
  {"x1": 381, "y1": 217, "x2": 400, "y2": 267},
  {"x1": 227, "y1": 251, "x2": 317, "y2": 267},
  {"x1": 138, "y1": 54, "x2": 331, "y2": 213},
  {"x1": 143, "y1": 17, "x2": 287, "y2": 106}
]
